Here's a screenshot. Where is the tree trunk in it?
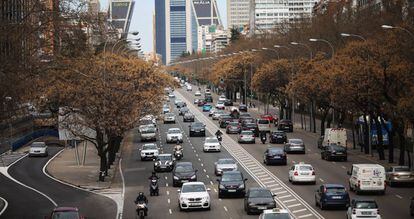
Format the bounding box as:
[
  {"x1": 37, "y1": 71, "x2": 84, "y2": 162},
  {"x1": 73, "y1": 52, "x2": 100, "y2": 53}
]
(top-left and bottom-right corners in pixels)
[
  {"x1": 326, "y1": 111, "x2": 332, "y2": 128},
  {"x1": 362, "y1": 114, "x2": 370, "y2": 154},
  {"x1": 320, "y1": 110, "x2": 329, "y2": 136},
  {"x1": 312, "y1": 101, "x2": 316, "y2": 133},
  {"x1": 374, "y1": 115, "x2": 385, "y2": 160},
  {"x1": 381, "y1": 117, "x2": 394, "y2": 163},
  {"x1": 398, "y1": 131, "x2": 406, "y2": 166}
]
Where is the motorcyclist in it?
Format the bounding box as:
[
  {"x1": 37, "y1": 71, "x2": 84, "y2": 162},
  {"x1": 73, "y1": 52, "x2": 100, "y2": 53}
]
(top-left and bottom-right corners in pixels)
[
  {"x1": 148, "y1": 172, "x2": 159, "y2": 181},
  {"x1": 260, "y1": 131, "x2": 267, "y2": 143},
  {"x1": 174, "y1": 140, "x2": 183, "y2": 152},
  {"x1": 215, "y1": 129, "x2": 223, "y2": 137},
  {"x1": 135, "y1": 192, "x2": 148, "y2": 204}
]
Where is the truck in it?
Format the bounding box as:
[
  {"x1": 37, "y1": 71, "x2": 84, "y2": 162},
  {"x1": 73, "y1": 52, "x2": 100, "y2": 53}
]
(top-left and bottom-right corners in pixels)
[{"x1": 319, "y1": 128, "x2": 348, "y2": 148}]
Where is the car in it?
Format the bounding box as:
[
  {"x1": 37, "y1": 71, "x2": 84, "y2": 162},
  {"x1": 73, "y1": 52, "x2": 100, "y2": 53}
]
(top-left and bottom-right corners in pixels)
[
  {"x1": 238, "y1": 130, "x2": 255, "y2": 144},
  {"x1": 193, "y1": 99, "x2": 200, "y2": 104},
  {"x1": 217, "y1": 171, "x2": 247, "y2": 198},
  {"x1": 385, "y1": 166, "x2": 414, "y2": 186},
  {"x1": 29, "y1": 142, "x2": 48, "y2": 157},
  {"x1": 139, "y1": 125, "x2": 157, "y2": 142},
  {"x1": 244, "y1": 187, "x2": 276, "y2": 215},
  {"x1": 163, "y1": 113, "x2": 176, "y2": 124},
  {"x1": 172, "y1": 162, "x2": 197, "y2": 187},
  {"x1": 224, "y1": 99, "x2": 233, "y2": 106},
  {"x1": 186, "y1": 85, "x2": 192, "y2": 91},
  {"x1": 239, "y1": 104, "x2": 248, "y2": 112},
  {"x1": 219, "y1": 115, "x2": 234, "y2": 128},
  {"x1": 346, "y1": 199, "x2": 381, "y2": 219},
  {"x1": 242, "y1": 122, "x2": 259, "y2": 136},
  {"x1": 203, "y1": 137, "x2": 221, "y2": 152},
  {"x1": 195, "y1": 90, "x2": 202, "y2": 96},
  {"x1": 204, "y1": 89, "x2": 211, "y2": 95},
  {"x1": 257, "y1": 119, "x2": 271, "y2": 133},
  {"x1": 166, "y1": 128, "x2": 183, "y2": 143},
  {"x1": 278, "y1": 119, "x2": 293, "y2": 132},
  {"x1": 261, "y1": 114, "x2": 278, "y2": 125},
  {"x1": 348, "y1": 164, "x2": 386, "y2": 195},
  {"x1": 178, "y1": 182, "x2": 211, "y2": 211},
  {"x1": 269, "y1": 131, "x2": 287, "y2": 144},
  {"x1": 284, "y1": 139, "x2": 305, "y2": 154},
  {"x1": 189, "y1": 122, "x2": 206, "y2": 137},
  {"x1": 240, "y1": 117, "x2": 255, "y2": 126},
  {"x1": 226, "y1": 121, "x2": 241, "y2": 134},
  {"x1": 139, "y1": 143, "x2": 159, "y2": 161},
  {"x1": 321, "y1": 144, "x2": 347, "y2": 161},
  {"x1": 179, "y1": 107, "x2": 189, "y2": 116},
  {"x1": 202, "y1": 104, "x2": 212, "y2": 112},
  {"x1": 263, "y1": 147, "x2": 287, "y2": 165},
  {"x1": 218, "y1": 95, "x2": 226, "y2": 102},
  {"x1": 259, "y1": 208, "x2": 292, "y2": 219},
  {"x1": 215, "y1": 102, "x2": 225, "y2": 110},
  {"x1": 197, "y1": 99, "x2": 206, "y2": 106},
  {"x1": 205, "y1": 95, "x2": 213, "y2": 103},
  {"x1": 183, "y1": 112, "x2": 195, "y2": 122},
  {"x1": 208, "y1": 108, "x2": 216, "y2": 117},
  {"x1": 315, "y1": 184, "x2": 350, "y2": 210},
  {"x1": 212, "y1": 110, "x2": 227, "y2": 120},
  {"x1": 162, "y1": 105, "x2": 170, "y2": 114},
  {"x1": 154, "y1": 153, "x2": 175, "y2": 172},
  {"x1": 288, "y1": 162, "x2": 316, "y2": 184},
  {"x1": 410, "y1": 197, "x2": 414, "y2": 216},
  {"x1": 138, "y1": 123, "x2": 156, "y2": 133},
  {"x1": 214, "y1": 158, "x2": 238, "y2": 176},
  {"x1": 46, "y1": 207, "x2": 84, "y2": 219},
  {"x1": 176, "y1": 101, "x2": 187, "y2": 108},
  {"x1": 168, "y1": 93, "x2": 176, "y2": 98}
]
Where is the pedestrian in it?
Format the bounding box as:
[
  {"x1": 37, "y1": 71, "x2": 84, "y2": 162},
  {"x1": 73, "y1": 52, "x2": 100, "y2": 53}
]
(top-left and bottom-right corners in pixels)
[
  {"x1": 249, "y1": 102, "x2": 252, "y2": 108},
  {"x1": 252, "y1": 103, "x2": 256, "y2": 108}
]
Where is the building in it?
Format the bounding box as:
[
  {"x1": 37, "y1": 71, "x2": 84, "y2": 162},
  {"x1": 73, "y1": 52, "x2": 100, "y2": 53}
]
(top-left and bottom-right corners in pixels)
[
  {"x1": 108, "y1": 0, "x2": 135, "y2": 34},
  {"x1": 227, "y1": 0, "x2": 250, "y2": 31},
  {"x1": 155, "y1": 0, "x2": 222, "y2": 65},
  {"x1": 197, "y1": 25, "x2": 229, "y2": 53}
]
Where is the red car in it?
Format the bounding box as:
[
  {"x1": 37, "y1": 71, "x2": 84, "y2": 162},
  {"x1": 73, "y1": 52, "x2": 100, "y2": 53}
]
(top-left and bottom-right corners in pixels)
[
  {"x1": 261, "y1": 114, "x2": 278, "y2": 125},
  {"x1": 46, "y1": 207, "x2": 84, "y2": 219},
  {"x1": 197, "y1": 99, "x2": 206, "y2": 106}
]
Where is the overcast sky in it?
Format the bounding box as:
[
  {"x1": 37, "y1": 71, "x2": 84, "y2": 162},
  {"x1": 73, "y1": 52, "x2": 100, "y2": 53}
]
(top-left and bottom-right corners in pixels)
[{"x1": 100, "y1": 0, "x2": 227, "y2": 53}]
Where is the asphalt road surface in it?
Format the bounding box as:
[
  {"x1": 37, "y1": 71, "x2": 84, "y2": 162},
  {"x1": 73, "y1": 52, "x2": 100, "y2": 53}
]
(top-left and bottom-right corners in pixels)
[{"x1": 0, "y1": 146, "x2": 116, "y2": 219}]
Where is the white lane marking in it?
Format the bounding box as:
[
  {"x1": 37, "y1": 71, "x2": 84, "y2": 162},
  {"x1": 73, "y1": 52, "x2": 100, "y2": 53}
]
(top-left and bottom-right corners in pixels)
[
  {"x1": 166, "y1": 183, "x2": 169, "y2": 187},
  {"x1": 219, "y1": 198, "x2": 222, "y2": 201},
  {"x1": 203, "y1": 169, "x2": 207, "y2": 173},
  {"x1": 168, "y1": 198, "x2": 170, "y2": 204},
  {"x1": 169, "y1": 209, "x2": 172, "y2": 214},
  {"x1": 0, "y1": 154, "x2": 58, "y2": 206},
  {"x1": 332, "y1": 161, "x2": 336, "y2": 164},
  {"x1": 283, "y1": 199, "x2": 297, "y2": 203},
  {"x1": 193, "y1": 150, "x2": 196, "y2": 153},
  {"x1": 214, "y1": 188, "x2": 218, "y2": 193},
  {"x1": 341, "y1": 166, "x2": 346, "y2": 169},
  {"x1": 167, "y1": 191, "x2": 170, "y2": 195},
  {"x1": 0, "y1": 196, "x2": 8, "y2": 216},
  {"x1": 293, "y1": 209, "x2": 307, "y2": 213},
  {"x1": 206, "y1": 175, "x2": 210, "y2": 179},
  {"x1": 396, "y1": 194, "x2": 403, "y2": 199},
  {"x1": 261, "y1": 177, "x2": 272, "y2": 181},
  {"x1": 198, "y1": 158, "x2": 201, "y2": 161},
  {"x1": 288, "y1": 203, "x2": 302, "y2": 208},
  {"x1": 165, "y1": 176, "x2": 168, "y2": 180},
  {"x1": 200, "y1": 163, "x2": 204, "y2": 167},
  {"x1": 307, "y1": 149, "x2": 311, "y2": 152},
  {"x1": 319, "y1": 178, "x2": 324, "y2": 182},
  {"x1": 275, "y1": 191, "x2": 287, "y2": 195},
  {"x1": 196, "y1": 154, "x2": 199, "y2": 157},
  {"x1": 262, "y1": 179, "x2": 274, "y2": 184},
  {"x1": 271, "y1": 187, "x2": 284, "y2": 191},
  {"x1": 279, "y1": 194, "x2": 292, "y2": 199},
  {"x1": 210, "y1": 181, "x2": 214, "y2": 185},
  {"x1": 298, "y1": 214, "x2": 313, "y2": 218},
  {"x1": 224, "y1": 206, "x2": 228, "y2": 212}
]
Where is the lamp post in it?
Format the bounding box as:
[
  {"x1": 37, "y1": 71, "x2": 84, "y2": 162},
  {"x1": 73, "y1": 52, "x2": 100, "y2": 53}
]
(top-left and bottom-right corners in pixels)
[
  {"x1": 290, "y1": 42, "x2": 313, "y2": 59},
  {"x1": 381, "y1": 25, "x2": 414, "y2": 39},
  {"x1": 340, "y1": 33, "x2": 366, "y2": 41}
]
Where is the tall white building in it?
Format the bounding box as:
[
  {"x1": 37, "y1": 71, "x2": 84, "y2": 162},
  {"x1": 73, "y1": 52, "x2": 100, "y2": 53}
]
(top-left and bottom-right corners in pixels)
[{"x1": 227, "y1": 0, "x2": 250, "y2": 30}]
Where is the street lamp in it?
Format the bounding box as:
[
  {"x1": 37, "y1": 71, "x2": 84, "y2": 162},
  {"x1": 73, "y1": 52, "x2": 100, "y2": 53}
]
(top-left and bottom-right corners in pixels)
[
  {"x1": 340, "y1": 33, "x2": 366, "y2": 41},
  {"x1": 381, "y1": 24, "x2": 414, "y2": 39},
  {"x1": 262, "y1": 47, "x2": 280, "y2": 59},
  {"x1": 290, "y1": 42, "x2": 313, "y2": 59},
  {"x1": 309, "y1": 38, "x2": 335, "y2": 58}
]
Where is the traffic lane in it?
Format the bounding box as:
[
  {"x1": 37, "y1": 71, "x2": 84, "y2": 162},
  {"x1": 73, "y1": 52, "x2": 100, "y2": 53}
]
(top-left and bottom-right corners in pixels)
[
  {"x1": 8, "y1": 146, "x2": 117, "y2": 219},
  {"x1": 0, "y1": 173, "x2": 54, "y2": 218},
  {"x1": 171, "y1": 102, "x2": 260, "y2": 218},
  {"x1": 173, "y1": 106, "x2": 260, "y2": 219}
]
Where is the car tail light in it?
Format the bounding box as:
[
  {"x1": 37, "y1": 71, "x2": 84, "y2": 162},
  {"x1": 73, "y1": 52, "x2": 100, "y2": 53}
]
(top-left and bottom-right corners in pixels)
[
  {"x1": 377, "y1": 209, "x2": 380, "y2": 214},
  {"x1": 294, "y1": 171, "x2": 298, "y2": 176},
  {"x1": 312, "y1": 171, "x2": 315, "y2": 175},
  {"x1": 240, "y1": 135, "x2": 244, "y2": 138}
]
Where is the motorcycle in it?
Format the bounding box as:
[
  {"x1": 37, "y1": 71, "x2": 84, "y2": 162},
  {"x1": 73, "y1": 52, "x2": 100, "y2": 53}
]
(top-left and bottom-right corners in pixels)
[
  {"x1": 217, "y1": 134, "x2": 222, "y2": 142},
  {"x1": 135, "y1": 201, "x2": 147, "y2": 219},
  {"x1": 261, "y1": 135, "x2": 267, "y2": 144},
  {"x1": 149, "y1": 178, "x2": 159, "y2": 196},
  {"x1": 174, "y1": 149, "x2": 183, "y2": 160}
]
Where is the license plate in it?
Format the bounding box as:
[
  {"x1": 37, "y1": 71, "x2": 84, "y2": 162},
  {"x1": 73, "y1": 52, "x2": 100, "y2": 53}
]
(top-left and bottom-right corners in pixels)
[
  {"x1": 277, "y1": 136, "x2": 282, "y2": 138},
  {"x1": 182, "y1": 180, "x2": 189, "y2": 183},
  {"x1": 336, "y1": 152, "x2": 343, "y2": 154},
  {"x1": 258, "y1": 206, "x2": 267, "y2": 210},
  {"x1": 300, "y1": 173, "x2": 308, "y2": 175},
  {"x1": 228, "y1": 189, "x2": 236, "y2": 192},
  {"x1": 361, "y1": 211, "x2": 372, "y2": 215},
  {"x1": 274, "y1": 156, "x2": 280, "y2": 158},
  {"x1": 332, "y1": 196, "x2": 342, "y2": 199},
  {"x1": 399, "y1": 175, "x2": 409, "y2": 178}
]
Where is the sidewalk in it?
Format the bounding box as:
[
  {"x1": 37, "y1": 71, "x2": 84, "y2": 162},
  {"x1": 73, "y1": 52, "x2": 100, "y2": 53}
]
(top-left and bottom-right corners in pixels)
[{"x1": 46, "y1": 141, "x2": 120, "y2": 190}]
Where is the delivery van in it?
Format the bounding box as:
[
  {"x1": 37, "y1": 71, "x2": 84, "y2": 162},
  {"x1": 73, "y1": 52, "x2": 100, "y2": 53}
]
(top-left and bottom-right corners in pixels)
[
  {"x1": 348, "y1": 164, "x2": 386, "y2": 195},
  {"x1": 323, "y1": 128, "x2": 347, "y2": 147}
]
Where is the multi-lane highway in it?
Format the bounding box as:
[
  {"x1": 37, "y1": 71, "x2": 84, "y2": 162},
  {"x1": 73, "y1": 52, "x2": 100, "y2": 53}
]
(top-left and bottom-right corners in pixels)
[
  {"x1": 0, "y1": 146, "x2": 117, "y2": 219},
  {"x1": 121, "y1": 85, "x2": 414, "y2": 219}
]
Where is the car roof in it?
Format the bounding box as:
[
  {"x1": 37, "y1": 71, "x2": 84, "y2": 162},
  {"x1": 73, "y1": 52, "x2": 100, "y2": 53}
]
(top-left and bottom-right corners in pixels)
[
  {"x1": 143, "y1": 143, "x2": 157, "y2": 146},
  {"x1": 294, "y1": 163, "x2": 312, "y2": 167},
  {"x1": 289, "y1": 138, "x2": 302, "y2": 141},
  {"x1": 168, "y1": 128, "x2": 180, "y2": 131},
  {"x1": 324, "y1": 184, "x2": 345, "y2": 188},
  {"x1": 262, "y1": 208, "x2": 289, "y2": 214},
  {"x1": 272, "y1": 131, "x2": 285, "y2": 133},
  {"x1": 53, "y1": 207, "x2": 79, "y2": 212},
  {"x1": 222, "y1": 170, "x2": 241, "y2": 175},
  {"x1": 182, "y1": 182, "x2": 205, "y2": 186},
  {"x1": 249, "y1": 187, "x2": 270, "y2": 191},
  {"x1": 158, "y1": 153, "x2": 172, "y2": 156}
]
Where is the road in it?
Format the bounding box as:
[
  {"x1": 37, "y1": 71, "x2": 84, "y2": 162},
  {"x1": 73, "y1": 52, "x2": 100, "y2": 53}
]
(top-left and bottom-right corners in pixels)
[
  {"x1": 121, "y1": 85, "x2": 414, "y2": 219},
  {"x1": 0, "y1": 146, "x2": 117, "y2": 219}
]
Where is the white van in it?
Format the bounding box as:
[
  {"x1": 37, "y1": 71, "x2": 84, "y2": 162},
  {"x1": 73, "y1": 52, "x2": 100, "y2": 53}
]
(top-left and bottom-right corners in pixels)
[
  {"x1": 348, "y1": 164, "x2": 386, "y2": 195},
  {"x1": 257, "y1": 119, "x2": 271, "y2": 133},
  {"x1": 186, "y1": 85, "x2": 192, "y2": 91},
  {"x1": 323, "y1": 128, "x2": 347, "y2": 147}
]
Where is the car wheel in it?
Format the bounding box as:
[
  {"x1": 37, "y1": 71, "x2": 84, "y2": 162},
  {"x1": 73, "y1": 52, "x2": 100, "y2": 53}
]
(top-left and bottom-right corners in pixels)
[
  {"x1": 263, "y1": 159, "x2": 267, "y2": 165},
  {"x1": 321, "y1": 154, "x2": 324, "y2": 160}
]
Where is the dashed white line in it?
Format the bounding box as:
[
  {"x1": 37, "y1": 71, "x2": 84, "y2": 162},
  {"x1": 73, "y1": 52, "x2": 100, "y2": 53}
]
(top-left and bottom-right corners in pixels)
[
  {"x1": 165, "y1": 176, "x2": 168, "y2": 180},
  {"x1": 198, "y1": 158, "x2": 201, "y2": 161},
  {"x1": 169, "y1": 209, "x2": 172, "y2": 214},
  {"x1": 275, "y1": 190, "x2": 287, "y2": 195},
  {"x1": 319, "y1": 178, "x2": 324, "y2": 182},
  {"x1": 283, "y1": 199, "x2": 297, "y2": 203},
  {"x1": 298, "y1": 214, "x2": 313, "y2": 218},
  {"x1": 200, "y1": 163, "x2": 204, "y2": 166},
  {"x1": 214, "y1": 188, "x2": 218, "y2": 193},
  {"x1": 196, "y1": 154, "x2": 199, "y2": 157},
  {"x1": 166, "y1": 183, "x2": 169, "y2": 187},
  {"x1": 166, "y1": 191, "x2": 170, "y2": 195},
  {"x1": 206, "y1": 175, "x2": 210, "y2": 179},
  {"x1": 341, "y1": 166, "x2": 346, "y2": 169},
  {"x1": 396, "y1": 194, "x2": 403, "y2": 199},
  {"x1": 168, "y1": 198, "x2": 170, "y2": 204},
  {"x1": 210, "y1": 181, "x2": 214, "y2": 185},
  {"x1": 279, "y1": 194, "x2": 292, "y2": 199},
  {"x1": 203, "y1": 169, "x2": 207, "y2": 173},
  {"x1": 293, "y1": 208, "x2": 307, "y2": 213},
  {"x1": 288, "y1": 203, "x2": 302, "y2": 208},
  {"x1": 223, "y1": 206, "x2": 228, "y2": 212}
]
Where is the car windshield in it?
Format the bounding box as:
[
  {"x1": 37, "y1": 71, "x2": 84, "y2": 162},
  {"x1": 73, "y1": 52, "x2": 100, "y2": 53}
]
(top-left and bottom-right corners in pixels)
[
  {"x1": 204, "y1": 104, "x2": 211, "y2": 107},
  {"x1": 326, "y1": 187, "x2": 346, "y2": 194},
  {"x1": 298, "y1": 166, "x2": 313, "y2": 171},
  {"x1": 180, "y1": 107, "x2": 188, "y2": 111},
  {"x1": 52, "y1": 212, "x2": 80, "y2": 219},
  {"x1": 141, "y1": 128, "x2": 156, "y2": 133},
  {"x1": 192, "y1": 123, "x2": 204, "y2": 127},
  {"x1": 229, "y1": 122, "x2": 239, "y2": 126},
  {"x1": 250, "y1": 189, "x2": 272, "y2": 198},
  {"x1": 217, "y1": 102, "x2": 224, "y2": 105},
  {"x1": 258, "y1": 120, "x2": 270, "y2": 124},
  {"x1": 175, "y1": 165, "x2": 193, "y2": 172},
  {"x1": 184, "y1": 113, "x2": 193, "y2": 117},
  {"x1": 168, "y1": 129, "x2": 181, "y2": 134},
  {"x1": 355, "y1": 201, "x2": 378, "y2": 209},
  {"x1": 217, "y1": 159, "x2": 235, "y2": 165},
  {"x1": 165, "y1": 113, "x2": 174, "y2": 117},
  {"x1": 263, "y1": 213, "x2": 291, "y2": 219},
  {"x1": 31, "y1": 142, "x2": 45, "y2": 148},
  {"x1": 394, "y1": 167, "x2": 410, "y2": 172},
  {"x1": 241, "y1": 131, "x2": 253, "y2": 135},
  {"x1": 281, "y1": 120, "x2": 292, "y2": 124},
  {"x1": 222, "y1": 173, "x2": 242, "y2": 182},
  {"x1": 158, "y1": 155, "x2": 171, "y2": 161},
  {"x1": 272, "y1": 132, "x2": 284, "y2": 135},
  {"x1": 330, "y1": 145, "x2": 345, "y2": 151},
  {"x1": 181, "y1": 184, "x2": 206, "y2": 193},
  {"x1": 143, "y1": 144, "x2": 157, "y2": 150},
  {"x1": 290, "y1": 139, "x2": 303, "y2": 144},
  {"x1": 206, "y1": 138, "x2": 219, "y2": 143},
  {"x1": 269, "y1": 149, "x2": 283, "y2": 155}
]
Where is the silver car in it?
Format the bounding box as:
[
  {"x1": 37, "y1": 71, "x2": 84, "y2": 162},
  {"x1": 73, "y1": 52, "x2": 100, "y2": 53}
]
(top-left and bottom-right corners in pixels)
[
  {"x1": 140, "y1": 126, "x2": 157, "y2": 142},
  {"x1": 238, "y1": 130, "x2": 255, "y2": 144},
  {"x1": 163, "y1": 113, "x2": 176, "y2": 124},
  {"x1": 214, "y1": 158, "x2": 238, "y2": 176},
  {"x1": 386, "y1": 166, "x2": 414, "y2": 186},
  {"x1": 284, "y1": 139, "x2": 305, "y2": 154},
  {"x1": 183, "y1": 112, "x2": 195, "y2": 122}
]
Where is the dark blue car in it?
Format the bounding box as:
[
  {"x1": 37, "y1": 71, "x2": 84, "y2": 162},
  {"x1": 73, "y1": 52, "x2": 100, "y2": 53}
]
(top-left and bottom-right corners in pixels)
[
  {"x1": 263, "y1": 147, "x2": 287, "y2": 165},
  {"x1": 315, "y1": 184, "x2": 350, "y2": 210}
]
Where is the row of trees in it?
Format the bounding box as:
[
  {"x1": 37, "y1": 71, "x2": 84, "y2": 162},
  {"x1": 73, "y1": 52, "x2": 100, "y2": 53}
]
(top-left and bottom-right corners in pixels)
[{"x1": 174, "y1": 1, "x2": 414, "y2": 165}]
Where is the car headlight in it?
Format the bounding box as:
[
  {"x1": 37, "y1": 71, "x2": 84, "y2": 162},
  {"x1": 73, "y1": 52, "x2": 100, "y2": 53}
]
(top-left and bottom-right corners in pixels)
[
  {"x1": 190, "y1": 175, "x2": 196, "y2": 179},
  {"x1": 202, "y1": 196, "x2": 209, "y2": 201},
  {"x1": 201, "y1": 129, "x2": 205, "y2": 131},
  {"x1": 154, "y1": 162, "x2": 159, "y2": 166},
  {"x1": 248, "y1": 202, "x2": 255, "y2": 206},
  {"x1": 140, "y1": 152, "x2": 145, "y2": 156},
  {"x1": 191, "y1": 129, "x2": 195, "y2": 131},
  {"x1": 216, "y1": 168, "x2": 222, "y2": 172},
  {"x1": 173, "y1": 176, "x2": 179, "y2": 180},
  {"x1": 166, "y1": 161, "x2": 172, "y2": 165},
  {"x1": 219, "y1": 184, "x2": 225, "y2": 189},
  {"x1": 180, "y1": 197, "x2": 187, "y2": 202},
  {"x1": 239, "y1": 184, "x2": 245, "y2": 189}
]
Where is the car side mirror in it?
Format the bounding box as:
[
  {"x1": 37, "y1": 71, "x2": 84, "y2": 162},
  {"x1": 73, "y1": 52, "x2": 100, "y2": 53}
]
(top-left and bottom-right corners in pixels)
[
  {"x1": 177, "y1": 189, "x2": 181, "y2": 193},
  {"x1": 272, "y1": 193, "x2": 276, "y2": 197},
  {"x1": 214, "y1": 162, "x2": 217, "y2": 165},
  {"x1": 347, "y1": 171, "x2": 351, "y2": 175},
  {"x1": 207, "y1": 188, "x2": 211, "y2": 192}
]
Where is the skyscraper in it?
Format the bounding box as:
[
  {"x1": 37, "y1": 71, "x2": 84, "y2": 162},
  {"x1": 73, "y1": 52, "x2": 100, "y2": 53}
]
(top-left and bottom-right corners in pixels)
[
  {"x1": 155, "y1": 0, "x2": 221, "y2": 65},
  {"x1": 227, "y1": 0, "x2": 250, "y2": 31},
  {"x1": 108, "y1": 0, "x2": 135, "y2": 33}
]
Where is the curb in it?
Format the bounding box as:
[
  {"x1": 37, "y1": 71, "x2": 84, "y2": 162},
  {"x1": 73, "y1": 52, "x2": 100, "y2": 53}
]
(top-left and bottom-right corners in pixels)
[{"x1": 0, "y1": 196, "x2": 8, "y2": 216}]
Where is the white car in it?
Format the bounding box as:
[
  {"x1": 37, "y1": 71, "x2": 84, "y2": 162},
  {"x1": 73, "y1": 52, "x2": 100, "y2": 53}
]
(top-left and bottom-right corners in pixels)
[
  {"x1": 203, "y1": 137, "x2": 221, "y2": 152},
  {"x1": 288, "y1": 162, "x2": 316, "y2": 184},
  {"x1": 163, "y1": 106, "x2": 170, "y2": 113},
  {"x1": 259, "y1": 208, "x2": 292, "y2": 219},
  {"x1": 139, "y1": 143, "x2": 159, "y2": 161},
  {"x1": 218, "y1": 95, "x2": 226, "y2": 102},
  {"x1": 214, "y1": 158, "x2": 238, "y2": 176},
  {"x1": 163, "y1": 113, "x2": 176, "y2": 124},
  {"x1": 215, "y1": 102, "x2": 225, "y2": 110},
  {"x1": 347, "y1": 199, "x2": 381, "y2": 219},
  {"x1": 174, "y1": 98, "x2": 183, "y2": 105},
  {"x1": 195, "y1": 91, "x2": 201, "y2": 96},
  {"x1": 208, "y1": 108, "x2": 217, "y2": 117},
  {"x1": 178, "y1": 182, "x2": 211, "y2": 211},
  {"x1": 168, "y1": 93, "x2": 175, "y2": 98},
  {"x1": 212, "y1": 110, "x2": 226, "y2": 120},
  {"x1": 166, "y1": 128, "x2": 183, "y2": 143},
  {"x1": 187, "y1": 85, "x2": 192, "y2": 91},
  {"x1": 29, "y1": 142, "x2": 48, "y2": 157}
]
